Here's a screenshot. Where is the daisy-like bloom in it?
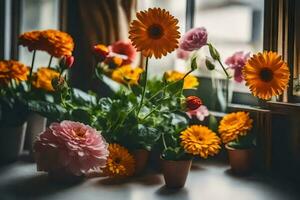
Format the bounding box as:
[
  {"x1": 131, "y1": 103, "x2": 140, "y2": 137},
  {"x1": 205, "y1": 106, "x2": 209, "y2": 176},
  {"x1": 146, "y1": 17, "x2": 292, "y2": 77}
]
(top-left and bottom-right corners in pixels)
[
  {"x1": 34, "y1": 121, "x2": 109, "y2": 176},
  {"x1": 111, "y1": 65, "x2": 143, "y2": 85},
  {"x1": 165, "y1": 70, "x2": 199, "y2": 89},
  {"x1": 180, "y1": 125, "x2": 221, "y2": 158},
  {"x1": 103, "y1": 144, "x2": 135, "y2": 177},
  {"x1": 32, "y1": 67, "x2": 60, "y2": 92},
  {"x1": 0, "y1": 60, "x2": 29, "y2": 84},
  {"x1": 129, "y1": 8, "x2": 180, "y2": 59},
  {"x1": 243, "y1": 51, "x2": 290, "y2": 100},
  {"x1": 40, "y1": 29, "x2": 74, "y2": 58},
  {"x1": 109, "y1": 40, "x2": 137, "y2": 64},
  {"x1": 218, "y1": 112, "x2": 253, "y2": 144},
  {"x1": 226, "y1": 51, "x2": 250, "y2": 83},
  {"x1": 18, "y1": 30, "x2": 43, "y2": 51}
]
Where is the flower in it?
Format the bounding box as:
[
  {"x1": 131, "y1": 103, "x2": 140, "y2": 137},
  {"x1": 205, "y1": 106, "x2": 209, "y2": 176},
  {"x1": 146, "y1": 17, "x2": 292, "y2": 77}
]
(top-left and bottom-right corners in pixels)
[
  {"x1": 111, "y1": 65, "x2": 143, "y2": 85},
  {"x1": 32, "y1": 67, "x2": 60, "y2": 91},
  {"x1": 180, "y1": 125, "x2": 221, "y2": 158},
  {"x1": 59, "y1": 55, "x2": 74, "y2": 69},
  {"x1": 176, "y1": 48, "x2": 190, "y2": 60},
  {"x1": 179, "y1": 27, "x2": 208, "y2": 51},
  {"x1": 104, "y1": 56, "x2": 123, "y2": 70},
  {"x1": 0, "y1": 60, "x2": 29, "y2": 84},
  {"x1": 218, "y1": 112, "x2": 253, "y2": 144},
  {"x1": 185, "y1": 96, "x2": 202, "y2": 110},
  {"x1": 18, "y1": 31, "x2": 43, "y2": 51},
  {"x1": 103, "y1": 144, "x2": 135, "y2": 177},
  {"x1": 186, "y1": 105, "x2": 209, "y2": 121},
  {"x1": 34, "y1": 120, "x2": 109, "y2": 176},
  {"x1": 109, "y1": 40, "x2": 137, "y2": 64},
  {"x1": 40, "y1": 30, "x2": 74, "y2": 58},
  {"x1": 225, "y1": 51, "x2": 250, "y2": 83},
  {"x1": 165, "y1": 70, "x2": 199, "y2": 89},
  {"x1": 93, "y1": 44, "x2": 109, "y2": 62},
  {"x1": 243, "y1": 51, "x2": 290, "y2": 100},
  {"x1": 129, "y1": 8, "x2": 180, "y2": 59}
]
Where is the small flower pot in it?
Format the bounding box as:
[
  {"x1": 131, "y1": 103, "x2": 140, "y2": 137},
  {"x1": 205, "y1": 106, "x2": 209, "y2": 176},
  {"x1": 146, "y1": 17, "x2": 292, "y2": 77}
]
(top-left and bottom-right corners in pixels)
[
  {"x1": 0, "y1": 122, "x2": 27, "y2": 163},
  {"x1": 131, "y1": 149, "x2": 149, "y2": 175},
  {"x1": 161, "y1": 158, "x2": 192, "y2": 188},
  {"x1": 226, "y1": 144, "x2": 254, "y2": 174},
  {"x1": 25, "y1": 113, "x2": 47, "y2": 156}
]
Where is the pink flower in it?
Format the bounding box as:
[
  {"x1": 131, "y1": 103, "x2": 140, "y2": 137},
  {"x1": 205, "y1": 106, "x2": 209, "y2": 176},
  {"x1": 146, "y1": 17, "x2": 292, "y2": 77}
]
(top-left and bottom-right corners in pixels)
[
  {"x1": 186, "y1": 105, "x2": 209, "y2": 121},
  {"x1": 176, "y1": 48, "x2": 190, "y2": 60},
  {"x1": 109, "y1": 40, "x2": 137, "y2": 65},
  {"x1": 179, "y1": 27, "x2": 208, "y2": 51},
  {"x1": 225, "y1": 51, "x2": 250, "y2": 83},
  {"x1": 34, "y1": 120, "x2": 109, "y2": 176}
]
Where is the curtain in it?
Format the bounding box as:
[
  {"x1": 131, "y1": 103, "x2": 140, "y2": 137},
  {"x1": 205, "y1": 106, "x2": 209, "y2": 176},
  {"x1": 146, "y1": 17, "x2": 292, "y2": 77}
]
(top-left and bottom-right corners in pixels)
[{"x1": 67, "y1": 0, "x2": 137, "y2": 94}]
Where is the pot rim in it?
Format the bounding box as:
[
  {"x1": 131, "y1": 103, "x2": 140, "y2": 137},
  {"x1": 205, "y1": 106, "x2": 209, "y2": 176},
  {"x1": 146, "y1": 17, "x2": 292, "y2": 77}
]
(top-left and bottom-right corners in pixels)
[
  {"x1": 225, "y1": 144, "x2": 254, "y2": 151},
  {"x1": 160, "y1": 156, "x2": 192, "y2": 163}
]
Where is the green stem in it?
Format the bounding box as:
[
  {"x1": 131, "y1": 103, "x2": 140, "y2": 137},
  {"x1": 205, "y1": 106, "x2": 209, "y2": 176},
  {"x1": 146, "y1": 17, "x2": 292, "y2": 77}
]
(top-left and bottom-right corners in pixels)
[
  {"x1": 48, "y1": 56, "x2": 53, "y2": 68},
  {"x1": 136, "y1": 57, "x2": 149, "y2": 116},
  {"x1": 217, "y1": 59, "x2": 230, "y2": 78},
  {"x1": 216, "y1": 58, "x2": 230, "y2": 111},
  {"x1": 29, "y1": 50, "x2": 36, "y2": 80},
  {"x1": 162, "y1": 132, "x2": 167, "y2": 150}
]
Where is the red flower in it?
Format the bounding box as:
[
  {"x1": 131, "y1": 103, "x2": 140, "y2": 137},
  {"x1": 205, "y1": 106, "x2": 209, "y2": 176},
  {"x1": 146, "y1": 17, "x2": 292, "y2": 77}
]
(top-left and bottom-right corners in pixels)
[
  {"x1": 186, "y1": 96, "x2": 202, "y2": 110},
  {"x1": 59, "y1": 55, "x2": 74, "y2": 69},
  {"x1": 109, "y1": 40, "x2": 137, "y2": 65},
  {"x1": 93, "y1": 44, "x2": 109, "y2": 62}
]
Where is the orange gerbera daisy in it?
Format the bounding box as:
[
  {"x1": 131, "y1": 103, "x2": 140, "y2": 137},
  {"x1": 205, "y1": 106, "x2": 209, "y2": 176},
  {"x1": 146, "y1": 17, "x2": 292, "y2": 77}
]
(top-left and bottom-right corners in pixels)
[
  {"x1": 40, "y1": 30, "x2": 74, "y2": 58},
  {"x1": 180, "y1": 125, "x2": 221, "y2": 158},
  {"x1": 218, "y1": 112, "x2": 253, "y2": 144},
  {"x1": 103, "y1": 144, "x2": 135, "y2": 177},
  {"x1": 243, "y1": 51, "x2": 290, "y2": 100},
  {"x1": 129, "y1": 8, "x2": 180, "y2": 59},
  {"x1": 0, "y1": 60, "x2": 29, "y2": 84}
]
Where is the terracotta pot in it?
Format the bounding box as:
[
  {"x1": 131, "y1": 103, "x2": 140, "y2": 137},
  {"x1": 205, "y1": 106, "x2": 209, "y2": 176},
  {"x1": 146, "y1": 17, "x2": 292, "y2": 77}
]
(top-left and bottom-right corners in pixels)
[
  {"x1": 226, "y1": 144, "x2": 254, "y2": 174},
  {"x1": 25, "y1": 113, "x2": 47, "y2": 156},
  {"x1": 131, "y1": 149, "x2": 149, "y2": 175},
  {"x1": 161, "y1": 158, "x2": 192, "y2": 188},
  {"x1": 0, "y1": 122, "x2": 27, "y2": 163}
]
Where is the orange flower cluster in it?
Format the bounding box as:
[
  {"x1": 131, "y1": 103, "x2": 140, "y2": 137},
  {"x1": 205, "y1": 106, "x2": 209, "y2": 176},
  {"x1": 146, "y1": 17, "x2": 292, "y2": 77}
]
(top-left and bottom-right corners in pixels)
[
  {"x1": 0, "y1": 60, "x2": 29, "y2": 84},
  {"x1": 32, "y1": 67, "x2": 60, "y2": 92},
  {"x1": 18, "y1": 30, "x2": 74, "y2": 58}
]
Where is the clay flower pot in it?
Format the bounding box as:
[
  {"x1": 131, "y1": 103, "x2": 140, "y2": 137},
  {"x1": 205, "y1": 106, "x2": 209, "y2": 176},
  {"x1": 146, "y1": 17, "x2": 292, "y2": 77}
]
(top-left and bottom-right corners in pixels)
[
  {"x1": 0, "y1": 122, "x2": 27, "y2": 163},
  {"x1": 131, "y1": 149, "x2": 149, "y2": 175},
  {"x1": 161, "y1": 158, "x2": 192, "y2": 188},
  {"x1": 25, "y1": 113, "x2": 47, "y2": 156},
  {"x1": 226, "y1": 144, "x2": 254, "y2": 174}
]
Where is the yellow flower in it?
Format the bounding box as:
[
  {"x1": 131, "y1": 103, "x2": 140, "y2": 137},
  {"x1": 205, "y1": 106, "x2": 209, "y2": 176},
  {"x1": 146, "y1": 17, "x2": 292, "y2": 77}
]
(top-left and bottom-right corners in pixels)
[
  {"x1": 32, "y1": 67, "x2": 60, "y2": 92},
  {"x1": 218, "y1": 112, "x2": 253, "y2": 144},
  {"x1": 40, "y1": 30, "x2": 74, "y2": 58},
  {"x1": 165, "y1": 70, "x2": 199, "y2": 89},
  {"x1": 18, "y1": 30, "x2": 43, "y2": 51},
  {"x1": 180, "y1": 125, "x2": 221, "y2": 158},
  {"x1": 243, "y1": 51, "x2": 290, "y2": 100},
  {"x1": 129, "y1": 8, "x2": 180, "y2": 59},
  {"x1": 103, "y1": 144, "x2": 135, "y2": 177},
  {"x1": 0, "y1": 60, "x2": 29, "y2": 84},
  {"x1": 111, "y1": 65, "x2": 143, "y2": 85}
]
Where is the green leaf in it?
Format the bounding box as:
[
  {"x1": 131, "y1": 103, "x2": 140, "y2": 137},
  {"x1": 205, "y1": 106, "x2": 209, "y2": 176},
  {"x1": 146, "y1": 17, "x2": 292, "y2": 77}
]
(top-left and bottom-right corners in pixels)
[
  {"x1": 131, "y1": 84, "x2": 143, "y2": 96},
  {"x1": 166, "y1": 79, "x2": 184, "y2": 95},
  {"x1": 161, "y1": 147, "x2": 190, "y2": 161},
  {"x1": 227, "y1": 133, "x2": 256, "y2": 149},
  {"x1": 138, "y1": 71, "x2": 147, "y2": 86},
  {"x1": 191, "y1": 57, "x2": 198, "y2": 71},
  {"x1": 208, "y1": 114, "x2": 218, "y2": 132},
  {"x1": 70, "y1": 108, "x2": 93, "y2": 124}
]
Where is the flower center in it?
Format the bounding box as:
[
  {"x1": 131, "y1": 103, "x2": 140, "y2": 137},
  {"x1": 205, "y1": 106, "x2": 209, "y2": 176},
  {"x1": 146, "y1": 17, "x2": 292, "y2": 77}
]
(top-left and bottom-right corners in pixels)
[
  {"x1": 147, "y1": 24, "x2": 164, "y2": 39},
  {"x1": 259, "y1": 68, "x2": 273, "y2": 82},
  {"x1": 114, "y1": 157, "x2": 122, "y2": 164}
]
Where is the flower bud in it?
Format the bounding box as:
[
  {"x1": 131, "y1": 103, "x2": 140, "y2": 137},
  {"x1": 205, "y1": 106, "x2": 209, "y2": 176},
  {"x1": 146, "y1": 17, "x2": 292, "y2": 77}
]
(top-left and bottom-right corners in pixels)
[
  {"x1": 51, "y1": 76, "x2": 67, "y2": 91},
  {"x1": 205, "y1": 58, "x2": 215, "y2": 70},
  {"x1": 93, "y1": 44, "x2": 109, "y2": 62},
  {"x1": 65, "y1": 56, "x2": 74, "y2": 68},
  {"x1": 186, "y1": 96, "x2": 202, "y2": 110},
  {"x1": 208, "y1": 43, "x2": 220, "y2": 60}
]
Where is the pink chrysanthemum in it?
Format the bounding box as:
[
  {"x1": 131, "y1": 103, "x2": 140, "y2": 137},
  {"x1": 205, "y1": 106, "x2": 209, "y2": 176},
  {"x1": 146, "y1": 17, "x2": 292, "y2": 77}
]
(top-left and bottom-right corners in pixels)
[
  {"x1": 34, "y1": 120, "x2": 109, "y2": 176},
  {"x1": 179, "y1": 27, "x2": 208, "y2": 51},
  {"x1": 225, "y1": 51, "x2": 250, "y2": 83}
]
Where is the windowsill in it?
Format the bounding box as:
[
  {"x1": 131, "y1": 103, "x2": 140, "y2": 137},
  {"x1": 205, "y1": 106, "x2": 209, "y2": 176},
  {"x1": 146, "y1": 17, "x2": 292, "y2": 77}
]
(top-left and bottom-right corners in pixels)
[{"x1": 0, "y1": 160, "x2": 299, "y2": 200}]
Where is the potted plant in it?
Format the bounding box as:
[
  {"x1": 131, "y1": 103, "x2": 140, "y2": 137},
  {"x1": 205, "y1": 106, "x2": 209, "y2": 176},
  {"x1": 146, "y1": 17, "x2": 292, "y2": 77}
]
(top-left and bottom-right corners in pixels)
[
  {"x1": 0, "y1": 60, "x2": 29, "y2": 163},
  {"x1": 18, "y1": 30, "x2": 75, "y2": 157},
  {"x1": 218, "y1": 111, "x2": 255, "y2": 174}
]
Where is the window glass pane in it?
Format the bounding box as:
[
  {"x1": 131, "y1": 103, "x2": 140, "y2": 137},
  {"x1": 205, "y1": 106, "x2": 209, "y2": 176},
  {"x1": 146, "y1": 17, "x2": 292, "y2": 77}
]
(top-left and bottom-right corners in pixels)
[
  {"x1": 194, "y1": 0, "x2": 264, "y2": 93},
  {"x1": 19, "y1": 0, "x2": 59, "y2": 69},
  {"x1": 138, "y1": 0, "x2": 186, "y2": 76}
]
